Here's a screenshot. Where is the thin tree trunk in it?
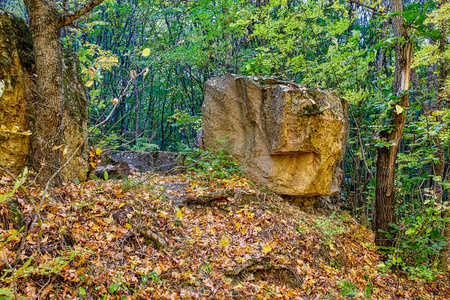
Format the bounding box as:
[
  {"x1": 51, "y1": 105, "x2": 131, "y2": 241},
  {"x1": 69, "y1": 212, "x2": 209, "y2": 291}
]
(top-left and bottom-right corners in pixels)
[
  {"x1": 375, "y1": 0, "x2": 412, "y2": 247},
  {"x1": 130, "y1": 0, "x2": 140, "y2": 144},
  {"x1": 436, "y1": 0, "x2": 449, "y2": 271}
]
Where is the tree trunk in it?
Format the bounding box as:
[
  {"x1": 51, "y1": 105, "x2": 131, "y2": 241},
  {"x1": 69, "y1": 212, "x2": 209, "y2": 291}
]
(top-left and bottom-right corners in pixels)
[
  {"x1": 432, "y1": 10, "x2": 447, "y2": 204},
  {"x1": 24, "y1": 0, "x2": 64, "y2": 185},
  {"x1": 436, "y1": 0, "x2": 449, "y2": 271},
  {"x1": 375, "y1": 0, "x2": 412, "y2": 247},
  {"x1": 23, "y1": 0, "x2": 104, "y2": 185},
  {"x1": 130, "y1": 0, "x2": 140, "y2": 144}
]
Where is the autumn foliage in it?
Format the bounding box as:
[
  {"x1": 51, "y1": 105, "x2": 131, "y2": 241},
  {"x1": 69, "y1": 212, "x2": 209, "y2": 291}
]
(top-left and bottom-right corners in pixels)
[{"x1": 1, "y1": 171, "x2": 449, "y2": 299}]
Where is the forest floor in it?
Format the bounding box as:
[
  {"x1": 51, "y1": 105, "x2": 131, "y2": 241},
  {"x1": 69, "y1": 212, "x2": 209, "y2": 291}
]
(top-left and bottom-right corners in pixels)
[{"x1": 1, "y1": 171, "x2": 449, "y2": 299}]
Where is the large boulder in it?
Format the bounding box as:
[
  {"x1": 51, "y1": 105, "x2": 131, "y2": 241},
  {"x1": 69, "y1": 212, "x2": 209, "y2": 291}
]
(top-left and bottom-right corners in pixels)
[
  {"x1": 0, "y1": 10, "x2": 89, "y2": 181},
  {"x1": 108, "y1": 151, "x2": 183, "y2": 173},
  {"x1": 0, "y1": 10, "x2": 35, "y2": 175},
  {"x1": 201, "y1": 74, "x2": 349, "y2": 197}
]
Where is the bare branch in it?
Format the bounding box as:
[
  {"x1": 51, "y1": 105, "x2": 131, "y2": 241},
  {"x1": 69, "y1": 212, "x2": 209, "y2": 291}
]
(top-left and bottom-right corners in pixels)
[
  {"x1": 61, "y1": 0, "x2": 105, "y2": 27},
  {"x1": 348, "y1": 0, "x2": 383, "y2": 15}
]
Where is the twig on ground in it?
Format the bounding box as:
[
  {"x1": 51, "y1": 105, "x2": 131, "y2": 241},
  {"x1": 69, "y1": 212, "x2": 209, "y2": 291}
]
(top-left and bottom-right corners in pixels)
[{"x1": 184, "y1": 188, "x2": 235, "y2": 204}]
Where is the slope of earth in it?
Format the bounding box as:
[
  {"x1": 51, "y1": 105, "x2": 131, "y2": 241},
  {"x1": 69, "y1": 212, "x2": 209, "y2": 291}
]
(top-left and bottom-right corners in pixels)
[{"x1": 0, "y1": 172, "x2": 449, "y2": 299}]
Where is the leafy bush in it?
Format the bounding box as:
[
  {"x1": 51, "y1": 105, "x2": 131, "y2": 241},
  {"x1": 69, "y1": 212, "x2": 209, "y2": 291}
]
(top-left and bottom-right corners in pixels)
[
  {"x1": 377, "y1": 196, "x2": 449, "y2": 281},
  {"x1": 183, "y1": 138, "x2": 241, "y2": 181}
]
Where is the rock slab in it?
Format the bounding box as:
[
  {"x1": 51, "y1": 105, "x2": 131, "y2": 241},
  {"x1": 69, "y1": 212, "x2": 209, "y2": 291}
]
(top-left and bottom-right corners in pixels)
[{"x1": 201, "y1": 74, "x2": 349, "y2": 197}]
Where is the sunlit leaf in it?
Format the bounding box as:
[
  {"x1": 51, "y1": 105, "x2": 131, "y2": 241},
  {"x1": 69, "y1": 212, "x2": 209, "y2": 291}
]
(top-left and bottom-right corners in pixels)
[
  {"x1": 262, "y1": 244, "x2": 272, "y2": 254},
  {"x1": 219, "y1": 237, "x2": 230, "y2": 247},
  {"x1": 142, "y1": 48, "x2": 151, "y2": 57}
]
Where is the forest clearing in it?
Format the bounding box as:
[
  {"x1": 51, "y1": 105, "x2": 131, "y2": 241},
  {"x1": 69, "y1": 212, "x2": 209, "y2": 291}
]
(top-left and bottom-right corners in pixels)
[{"x1": 1, "y1": 0, "x2": 450, "y2": 299}]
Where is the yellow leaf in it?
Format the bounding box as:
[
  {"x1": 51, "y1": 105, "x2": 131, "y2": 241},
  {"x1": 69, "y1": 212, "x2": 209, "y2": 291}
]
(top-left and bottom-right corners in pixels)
[
  {"x1": 262, "y1": 244, "x2": 272, "y2": 254},
  {"x1": 395, "y1": 104, "x2": 403, "y2": 114},
  {"x1": 219, "y1": 237, "x2": 230, "y2": 247},
  {"x1": 233, "y1": 284, "x2": 243, "y2": 289},
  {"x1": 51, "y1": 144, "x2": 64, "y2": 151},
  {"x1": 142, "y1": 48, "x2": 151, "y2": 57},
  {"x1": 88, "y1": 67, "x2": 96, "y2": 79},
  {"x1": 96, "y1": 148, "x2": 102, "y2": 155},
  {"x1": 91, "y1": 224, "x2": 100, "y2": 230},
  {"x1": 194, "y1": 226, "x2": 201, "y2": 235},
  {"x1": 235, "y1": 222, "x2": 241, "y2": 230},
  {"x1": 118, "y1": 203, "x2": 125, "y2": 208},
  {"x1": 85, "y1": 80, "x2": 94, "y2": 87},
  {"x1": 158, "y1": 211, "x2": 168, "y2": 218},
  {"x1": 176, "y1": 210, "x2": 183, "y2": 219},
  {"x1": 125, "y1": 223, "x2": 132, "y2": 229},
  {"x1": 240, "y1": 229, "x2": 247, "y2": 236}
]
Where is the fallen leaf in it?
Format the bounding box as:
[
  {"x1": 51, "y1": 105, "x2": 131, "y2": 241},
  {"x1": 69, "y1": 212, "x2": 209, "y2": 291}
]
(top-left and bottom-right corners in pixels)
[
  {"x1": 219, "y1": 237, "x2": 230, "y2": 247},
  {"x1": 262, "y1": 244, "x2": 272, "y2": 254}
]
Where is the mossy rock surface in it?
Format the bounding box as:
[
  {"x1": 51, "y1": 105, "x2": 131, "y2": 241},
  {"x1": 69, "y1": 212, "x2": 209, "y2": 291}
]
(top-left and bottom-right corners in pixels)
[{"x1": 0, "y1": 10, "x2": 34, "y2": 175}]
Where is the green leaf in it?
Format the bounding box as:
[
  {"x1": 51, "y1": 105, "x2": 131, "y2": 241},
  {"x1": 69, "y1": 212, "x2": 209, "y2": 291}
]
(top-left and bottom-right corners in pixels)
[
  {"x1": 149, "y1": 271, "x2": 160, "y2": 283},
  {"x1": 79, "y1": 287, "x2": 86, "y2": 296},
  {"x1": 403, "y1": 10, "x2": 419, "y2": 22},
  {"x1": 429, "y1": 29, "x2": 442, "y2": 40},
  {"x1": 386, "y1": 12, "x2": 401, "y2": 18},
  {"x1": 108, "y1": 283, "x2": 119, "y2": 294},
  {"x1": 141, "y1": 275, "x2": 148, "y2": 284},
  {"x1": 0, "y1": 288, "x2": 12, "y2": 296}
]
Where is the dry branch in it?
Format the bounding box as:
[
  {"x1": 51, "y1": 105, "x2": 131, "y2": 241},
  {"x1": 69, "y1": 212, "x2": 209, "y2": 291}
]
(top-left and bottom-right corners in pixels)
[
  {"x1": 134, "y1": 226, "x2": 168, "y2": 249},
  {"x1": 184, "y1": 188, "x2": 235, "y2": 204}
]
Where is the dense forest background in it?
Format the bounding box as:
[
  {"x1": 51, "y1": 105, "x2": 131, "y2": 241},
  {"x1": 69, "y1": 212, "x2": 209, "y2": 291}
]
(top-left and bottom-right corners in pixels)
[{"x1": 1, "y1": 0, "x2": 449, "y2": 278}]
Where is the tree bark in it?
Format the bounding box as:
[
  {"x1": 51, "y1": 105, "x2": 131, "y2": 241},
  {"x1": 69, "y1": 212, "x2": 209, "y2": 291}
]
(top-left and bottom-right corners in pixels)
[
  {"x1": 23, "y1": 0, "x2": 104, "y2": 185},
  {"x1": 375, "y1": 0, "x2": 412, "y2": 247},
  {"x1": 24, "y1": 0, "x2": 65, "y2": 185}
]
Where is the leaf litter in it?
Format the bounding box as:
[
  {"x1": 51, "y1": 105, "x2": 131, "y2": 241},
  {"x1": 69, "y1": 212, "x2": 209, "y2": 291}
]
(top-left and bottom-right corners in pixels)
[{"x1": 0, "y1": 172, "x2": 449, "y2": 299}]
